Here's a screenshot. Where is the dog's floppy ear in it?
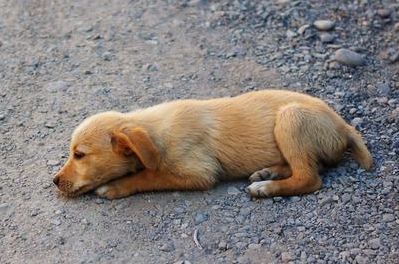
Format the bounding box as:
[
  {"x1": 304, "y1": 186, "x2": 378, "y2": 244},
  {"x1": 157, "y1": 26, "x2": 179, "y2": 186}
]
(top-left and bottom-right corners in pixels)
[{"x1": 111, "y1": 127, "x2": 160, "y2": 171}]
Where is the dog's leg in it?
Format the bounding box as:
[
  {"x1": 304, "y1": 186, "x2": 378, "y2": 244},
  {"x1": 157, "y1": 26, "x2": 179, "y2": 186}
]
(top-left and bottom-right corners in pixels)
[
  {"x1": 246, "y1": 160, "x2": 321, "y2": 197},
  {"x1": 95, "y1": 170, "x2": 214, "y2": 199},
  {"x1": 247, "y1": 103, "x2": 329, "y2": 197},
  {"x1": 248, "y1": 165, "x2": 292, "y2": 182}
]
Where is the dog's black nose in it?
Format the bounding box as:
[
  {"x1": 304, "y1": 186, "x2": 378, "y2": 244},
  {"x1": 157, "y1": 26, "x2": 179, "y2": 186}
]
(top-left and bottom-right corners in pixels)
[{"x1": 53, "y1": 176, "x2": 60, "y2": 186}]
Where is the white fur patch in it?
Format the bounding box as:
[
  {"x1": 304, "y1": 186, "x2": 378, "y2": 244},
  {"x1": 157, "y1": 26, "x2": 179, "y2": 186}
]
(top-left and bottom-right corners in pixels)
[
  {"x1": 75, "y1": 145, "x2": 90, "y2": 153},
  {"x1": 246, "y1": 180, "x2": 272, "y2": 197},
  {"x1": 74, "y1": 180, "x2": 91, "y2": 190},
  {"x1": 95, "y1": 185, "x2": 110, "y2": 196}
]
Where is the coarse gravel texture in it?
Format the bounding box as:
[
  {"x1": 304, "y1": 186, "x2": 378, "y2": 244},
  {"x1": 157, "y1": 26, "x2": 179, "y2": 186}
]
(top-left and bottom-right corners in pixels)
[{"x1": 0, "y1": 0, "x2": 398, "y2": 264}]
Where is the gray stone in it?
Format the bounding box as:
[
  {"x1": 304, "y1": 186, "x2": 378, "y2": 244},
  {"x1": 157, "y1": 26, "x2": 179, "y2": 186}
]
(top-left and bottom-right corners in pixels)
[
  {"x1": 47, "y1": 160, "x2": 60, "y2": 166},
  {"x1": 392, "y1": 140, "x2": 399, "y2": 149},
  {"x1": 144, "y1": 63, "x2": 159, "y2": 71},
  {"x1": 0, "y1": 203, "x2": 9, "y2": 212},
  {"x1": 314, "y1": 20, "x2": 335, "y2": 31},
  {"x1": 235, "y1": 242, "x2": 248, "y2": 250},
  {"x1": 351, "y1": 117, "x2": 364, "y2": 128},
  {"x1": 341, "y1": 193, "x2": 351, "y2": 204},
  {"x1": 319, "y1": 196, "x2": 335, "y2": 206},
  {"x1": 248, "y1": 243, "x2": 261, "y2": 250},
  {"x1": 102, "y1": 51, "x2": 113, "y2": 61},
  {"x1": 159, "y1": 242, "x2": 175, "y2": 252},
  {"x1": 95, "y1": 198, "x2": 104, "y2": 204},
  {"x1": 277, "y1": 0, "x2": 289, "y2": 4},
  {"x1": 298, "y1": 24, "x2": 310, "y2": 35},
  {"x1": 45, "y1": 122, "x2": 55, "y2": 128},
  {"x1": 31, "y1": 208, "x2": 40, "y2": 217},
  {"x1": 174, "y1": 207, "x2": 186, "y2": 214},
  {"x1": 281, "y1": 252, "x2": 293, "y2": 263},
  {"x1": 218, "y1": 240, "x2": 228, "y2": 250},
  {"x1": 335, "y1": 49, "x2": 366, "y2": 66},
  {"x1": 286, "y1": 29, "x2": 297, "y2": 39},
  {"x1": 42, "y1": 182, "x2": 51, "y2": 189},
  {"x1": 320, "y1": 33, "x2": 335, "y2": 43},
  {"x1": 194, "y1": 213, "x2": 208, "y2": 225},
  {"x1": 355, "y1": 255, "x2": 368, "y2": 264},
  {"x1": 227, "y1": 186, "x2": 240, "y2": 195},
  {"x1": 377, "y1": 82, "x2": 390, "y2": 96},
  {"x1": 382, "y1": 214, "x2": 395, "y2": 222},
  {"x1": 368, "y1": 238, "x2": 381, "y2": 249},
  {"x1": 273, "y1": 196, "x2": 283, "y2": 202},
  {"x1": 51, "y1": 219, "x2": 61, "y2": 226},
  {"x1": 45, "y1": 81, "x2": 69, "y2": 92},
  {"x1": 290, "y1": 196, "x2": 301, "y2": 202},
  {"x1": 377, "y1": 9, "x2": 391, "y2": 18},
  {"x1": 391, "y1": 107, "x2": 399, "y2": 120},
  {"x1": 0, "y1": 114, "x2": 5, "y2": 120}
]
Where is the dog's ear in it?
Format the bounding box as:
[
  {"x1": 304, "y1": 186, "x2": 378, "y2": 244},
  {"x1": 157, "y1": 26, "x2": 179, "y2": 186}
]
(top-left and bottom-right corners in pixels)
[{"x1": 111, "y1": 127, "x2": 160, "y2": 171}]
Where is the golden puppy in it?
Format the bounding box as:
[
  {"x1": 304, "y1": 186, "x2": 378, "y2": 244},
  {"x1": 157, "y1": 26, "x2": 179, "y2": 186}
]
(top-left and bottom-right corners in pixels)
[{"x1": 53, "y1": 90, "x2": 372, "y2": 199}]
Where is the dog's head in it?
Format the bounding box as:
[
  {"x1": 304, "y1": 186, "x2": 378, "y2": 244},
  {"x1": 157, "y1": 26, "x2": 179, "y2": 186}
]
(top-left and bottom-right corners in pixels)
[{"x1": 53, "y1": 111, "x2": 160, "y2": 196}]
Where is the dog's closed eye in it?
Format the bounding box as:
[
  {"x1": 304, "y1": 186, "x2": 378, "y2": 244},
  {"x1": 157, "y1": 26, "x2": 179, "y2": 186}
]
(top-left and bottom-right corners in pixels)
[{"x1": 74, "y1": 152, "x2": 85, "y2": 160}]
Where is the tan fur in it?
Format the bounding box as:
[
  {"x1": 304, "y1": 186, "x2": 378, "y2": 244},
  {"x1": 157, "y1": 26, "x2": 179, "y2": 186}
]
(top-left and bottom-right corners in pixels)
[{"x1": 53, "y1": 90, "x2": 372, "y2": 199}]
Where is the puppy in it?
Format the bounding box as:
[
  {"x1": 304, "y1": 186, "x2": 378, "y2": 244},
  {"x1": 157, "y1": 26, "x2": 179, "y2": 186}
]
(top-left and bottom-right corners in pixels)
[{"x1": 53, "y1": 90, "x2": 372, "y2": 199}]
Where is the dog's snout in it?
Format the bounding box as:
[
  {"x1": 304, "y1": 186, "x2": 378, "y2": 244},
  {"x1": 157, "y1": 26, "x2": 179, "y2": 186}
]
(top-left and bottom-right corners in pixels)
[{"x1": 53, "y1": 175, "x2": 60, "y2": 186}]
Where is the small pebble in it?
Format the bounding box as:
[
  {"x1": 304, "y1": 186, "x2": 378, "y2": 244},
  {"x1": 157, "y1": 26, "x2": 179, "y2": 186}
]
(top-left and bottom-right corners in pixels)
[
  {"x1": 341, "y1": 193, "x2": 351, "y2": 204},
  {"x1": 227, "y1": 186, "x2": 240, "y2": 195},
  {"x1": 0, "y1": 203, "x2": 9, "y2": 211},
  {"x1": 392, "y1": 140, "x2": 399, "y2": 149},
  {"x1": 218, "y1": 240, "x2": 228, "y2": 250},
  {"x1": 382, "y1": 214, "x2": 395, "y2": 222},
  {"x1": 335, "y1": 49, "x2": 366, "y2": 66},
  {"x1": 102, "y1": 51, "x2": 113, "y2": 61},
  {"x1": 320, "y1": 33, "x2": 335, "y2": 43},
  {"x1": 298, "y1": 24, "x2": 310, "y2": 35},
  {"x1": 47, "y1": 160, "x2": 60, "y2": 166},
  {"x1": 286, "y1": 29, "x2": 297, "y2": 39},
  {"x1": 159, "y1": 242, "x2": 175, "y2": 252},
  {"x1": 368, "y1": 238, "x2": 381, "y2": 249},
  {"x1": 42, "y1": 182, "x2": 51, "y2": 189},
  {"x1": 95, "y1": 198, "x2": 104, "y2": 204},
  {"x1": 351, "y1": 117, "x2": 363, "y2": 128},
  {"x1": 248, "y1": 243, "x2": 261, "y2": 250},
  {"x1": 51, "y1": 219, "x2": 61, "y2": 226},
  {"x1": 314, "y1": 20, "x2": 335, "y2": 31},
  {"x1": 45, "y1": 122, "x2": 55, "y2": 128},
  {"x1": 281, "y1": 252, "x2": 293, "y2": 263},
  {"x1": 45, "y1": 81, "x2": 69, "y2": 92},
  {"x1": 355, "y1": 255, "x2": 368, "y2": 264},
  {"x1": 377, "y1": 8, "x2": 391, "y2": 18},
  {"x1": 290, "y1": 196, "x2": 301, "y2": 202},
  {"x1": 194, "y1": 213, "x2": 208, "y2": 225}
]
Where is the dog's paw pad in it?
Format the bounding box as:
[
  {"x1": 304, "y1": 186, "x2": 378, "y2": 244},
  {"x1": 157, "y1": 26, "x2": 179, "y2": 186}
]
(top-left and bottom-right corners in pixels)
[
  {"x1": 249, "y1": 168, "x2": 277, "y2": 182},
  {"x1": 245, "y1": 180, "x2": 272, "y2": 197}
]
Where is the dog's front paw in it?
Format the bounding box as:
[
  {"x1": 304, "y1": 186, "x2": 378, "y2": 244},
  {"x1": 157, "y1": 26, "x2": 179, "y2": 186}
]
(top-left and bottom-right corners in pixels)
[
  {"x1": 95, "y1": 185, "x2": 124, "y2": 199},
  {"x1": 246, "y1": 180, "x2": 273, "y2": 197}
]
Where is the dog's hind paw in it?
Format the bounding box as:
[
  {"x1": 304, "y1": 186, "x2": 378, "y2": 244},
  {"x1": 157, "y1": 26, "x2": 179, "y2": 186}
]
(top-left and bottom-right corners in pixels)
[
  {"x1": 245, "y1": 180, "x2": 272, "y2": 197},
  {"x1": 249, "y1": 168, "x2": 278, "y2": 183}
]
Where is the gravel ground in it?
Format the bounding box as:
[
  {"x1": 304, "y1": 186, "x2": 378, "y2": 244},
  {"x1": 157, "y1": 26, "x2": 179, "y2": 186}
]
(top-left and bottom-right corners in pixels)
[{"x1": 0, "y1": 0, "x2": 398, "y2": 263}]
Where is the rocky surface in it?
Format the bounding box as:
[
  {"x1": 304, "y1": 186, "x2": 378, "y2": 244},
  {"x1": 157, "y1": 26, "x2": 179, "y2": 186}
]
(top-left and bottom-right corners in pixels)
[{"x1": 0, "y1": 0, "x2": 398, "y2": 264}]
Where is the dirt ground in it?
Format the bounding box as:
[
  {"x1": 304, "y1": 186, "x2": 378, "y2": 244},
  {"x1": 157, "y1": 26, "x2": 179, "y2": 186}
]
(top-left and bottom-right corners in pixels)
[{"x1": 0, "y1": 1, "x2": 398, "y2": 264}]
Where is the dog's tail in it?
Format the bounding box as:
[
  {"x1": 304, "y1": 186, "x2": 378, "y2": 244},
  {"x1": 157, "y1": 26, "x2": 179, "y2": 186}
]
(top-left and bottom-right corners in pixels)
[{"x1": 346, "y1": 125, "x2": 373, "y2": 170}]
